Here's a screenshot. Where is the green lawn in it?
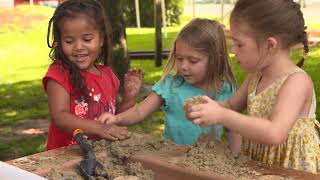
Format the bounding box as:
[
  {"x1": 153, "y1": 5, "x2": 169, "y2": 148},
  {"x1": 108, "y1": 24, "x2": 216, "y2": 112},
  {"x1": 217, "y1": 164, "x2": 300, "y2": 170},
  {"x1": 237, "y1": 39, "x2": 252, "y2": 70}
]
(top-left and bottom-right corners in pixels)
[{"x1": 0, "y1": 5, "x2": 320, "y2": 160}]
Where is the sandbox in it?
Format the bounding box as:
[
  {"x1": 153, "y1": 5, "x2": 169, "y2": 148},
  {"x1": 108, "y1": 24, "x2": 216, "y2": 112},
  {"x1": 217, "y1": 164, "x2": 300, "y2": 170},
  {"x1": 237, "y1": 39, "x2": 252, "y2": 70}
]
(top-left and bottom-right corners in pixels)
[{"x1": 7, "y1": 133, "x2": 320, "y2": 180}]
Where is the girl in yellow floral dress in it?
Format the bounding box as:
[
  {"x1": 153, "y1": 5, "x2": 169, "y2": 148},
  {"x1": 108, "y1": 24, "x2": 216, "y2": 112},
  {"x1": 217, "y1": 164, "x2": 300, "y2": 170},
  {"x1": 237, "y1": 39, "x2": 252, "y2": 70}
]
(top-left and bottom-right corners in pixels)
[{"x1": 186, "y1": 0, "x2": 320, "y2": 174}]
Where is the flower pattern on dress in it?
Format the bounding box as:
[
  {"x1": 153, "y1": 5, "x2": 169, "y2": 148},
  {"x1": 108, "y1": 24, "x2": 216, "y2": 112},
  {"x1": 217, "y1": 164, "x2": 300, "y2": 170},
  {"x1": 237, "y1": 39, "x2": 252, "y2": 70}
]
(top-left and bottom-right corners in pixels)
[
  {"x1": 108, "y1": 98, "x2": 116, "y2": 114},
  {"x1": 74, "y1": 99, "x2": 88, "y2": 118},
  {"x1": 242, "y1": 69, "x2": 320, "y2": 174}
]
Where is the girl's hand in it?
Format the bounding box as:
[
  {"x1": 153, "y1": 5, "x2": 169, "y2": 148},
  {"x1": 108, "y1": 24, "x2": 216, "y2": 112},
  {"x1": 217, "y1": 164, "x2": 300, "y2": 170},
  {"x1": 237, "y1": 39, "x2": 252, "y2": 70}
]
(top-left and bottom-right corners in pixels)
[
  {"x1": 186, "y1": 96, "x2": 225, "y2": 126},
  {"x1": 97, "y1": 112, "x2": 116, "y2": 124},
  {"x1": 97, "y1": 112, "x2": 124, "y2": 126},
  {"x1": 123, "y1": 69, "x2": 144, "y2": 100},
  {"x1": 98, "y1": 124, "x2": 129, "y2": 140}
]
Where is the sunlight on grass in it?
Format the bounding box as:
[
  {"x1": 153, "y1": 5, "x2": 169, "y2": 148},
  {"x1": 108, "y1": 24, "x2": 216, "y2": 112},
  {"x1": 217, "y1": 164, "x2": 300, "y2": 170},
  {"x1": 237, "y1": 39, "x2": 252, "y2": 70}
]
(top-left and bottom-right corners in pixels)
[
  {"x1": 129, "y1": 111, "x2": 165, "y2": 138},
  {"x1": 5, "y1": 111, "x2": 17, "y2": 117},
  {"x1": 305, "y1": 18, "x2": 320, "y2": 30},
  {"x1": 0, "y1": 5, "x2": 53, "y2": 84},
  {"x1": 131, "y1": 60, "x2": 168, "y2": 83}
]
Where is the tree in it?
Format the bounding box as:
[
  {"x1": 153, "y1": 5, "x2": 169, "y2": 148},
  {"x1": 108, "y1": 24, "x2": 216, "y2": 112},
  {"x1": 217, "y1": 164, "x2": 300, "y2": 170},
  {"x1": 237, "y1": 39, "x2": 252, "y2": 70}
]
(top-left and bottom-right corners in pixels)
[{"x1": 99, "y1": 0, "x2": 129, "y2": 89}]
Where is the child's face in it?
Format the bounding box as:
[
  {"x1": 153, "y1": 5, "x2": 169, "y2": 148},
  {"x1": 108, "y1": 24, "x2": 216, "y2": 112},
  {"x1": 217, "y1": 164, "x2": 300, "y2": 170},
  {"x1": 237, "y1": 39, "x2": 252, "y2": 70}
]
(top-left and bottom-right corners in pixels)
[
  {"x1": 59, "y1": 14, "x2": 103, "y2": 73},
  {"x1": 175, "y1": 39, "x2": 209, "y2": 89},
  {"x1": 230, "y1": 22, "x2": 265, "y2": 73}
]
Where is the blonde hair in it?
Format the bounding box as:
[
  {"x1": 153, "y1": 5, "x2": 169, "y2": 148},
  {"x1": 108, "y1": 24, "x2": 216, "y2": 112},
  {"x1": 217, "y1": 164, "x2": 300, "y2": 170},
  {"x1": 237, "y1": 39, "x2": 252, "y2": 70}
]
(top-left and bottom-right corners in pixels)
[{"x1": 163, "y1": 18, "x2": 236, "y2": 95}]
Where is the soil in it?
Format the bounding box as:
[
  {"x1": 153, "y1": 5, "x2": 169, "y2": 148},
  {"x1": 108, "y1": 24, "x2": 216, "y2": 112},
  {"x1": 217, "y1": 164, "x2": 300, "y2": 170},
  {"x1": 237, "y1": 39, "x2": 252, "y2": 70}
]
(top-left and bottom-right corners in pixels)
[
  {"x1": 0, "y1": 118, "x2": 49, "y2": 143},
  {"x1": 13, "y1": 118, "x2": 48, "y2": 136}
]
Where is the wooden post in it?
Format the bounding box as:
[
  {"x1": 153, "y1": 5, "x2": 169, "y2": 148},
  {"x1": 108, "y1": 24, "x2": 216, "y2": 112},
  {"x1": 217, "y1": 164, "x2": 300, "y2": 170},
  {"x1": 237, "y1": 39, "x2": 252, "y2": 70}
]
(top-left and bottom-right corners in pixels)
[
  {"x1": 155, "y1": 0, "x2": 162, "y2": 67},
  {"x1": 192, "y1": 0, "x2": 195, "y2": 18},
  {"x1": 161, "y1": 0, "x2": 167, "y2": 38},
  {"x1": 135, "y1": 0, "x2": 141, "y2": 34}
]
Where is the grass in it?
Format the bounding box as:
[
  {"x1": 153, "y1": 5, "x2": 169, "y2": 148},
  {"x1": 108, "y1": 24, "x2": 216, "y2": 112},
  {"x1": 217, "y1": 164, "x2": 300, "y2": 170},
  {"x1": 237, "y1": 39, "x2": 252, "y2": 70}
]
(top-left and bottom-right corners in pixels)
[
  {"x1": 0, "y1": 135, "x2": 47, "y2": 160},
  {"x1": 0, "y1": 5, "x2": 320, "y2": 161}
]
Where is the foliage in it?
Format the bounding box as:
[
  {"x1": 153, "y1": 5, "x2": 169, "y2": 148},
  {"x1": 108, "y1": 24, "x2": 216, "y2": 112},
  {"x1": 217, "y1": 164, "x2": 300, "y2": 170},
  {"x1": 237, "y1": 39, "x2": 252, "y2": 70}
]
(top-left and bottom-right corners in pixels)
[{"x1": 122, "y1": 0, "x2": 185, "y2": 27}]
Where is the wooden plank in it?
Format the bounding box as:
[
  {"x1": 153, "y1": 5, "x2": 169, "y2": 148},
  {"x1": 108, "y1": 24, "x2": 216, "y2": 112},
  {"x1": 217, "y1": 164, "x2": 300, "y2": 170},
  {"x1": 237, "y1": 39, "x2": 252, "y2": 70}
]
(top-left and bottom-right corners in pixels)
[{"x1": 7, "y1": 143, "x2": 320, "y2": 180}]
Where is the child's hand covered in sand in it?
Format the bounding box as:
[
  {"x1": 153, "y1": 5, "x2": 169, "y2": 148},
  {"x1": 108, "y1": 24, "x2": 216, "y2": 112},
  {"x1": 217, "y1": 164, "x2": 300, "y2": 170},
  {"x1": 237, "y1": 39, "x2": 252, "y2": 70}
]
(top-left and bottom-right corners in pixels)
[
  {"x1": 123, "y1": 69, "x2": 144, "y2": 99},
  {"x1": 97, "y1": 124, "x2": 129, "y2": 140},
  {"x1": 186, "y1": 96, "x2": 226, "y2": 126}
]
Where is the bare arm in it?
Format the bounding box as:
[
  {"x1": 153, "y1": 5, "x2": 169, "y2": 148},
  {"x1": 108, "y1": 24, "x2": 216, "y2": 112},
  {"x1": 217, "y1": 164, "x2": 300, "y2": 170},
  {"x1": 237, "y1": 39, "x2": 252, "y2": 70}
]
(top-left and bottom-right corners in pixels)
[
  {"x1": 46, "y1": 79, "x2": 128, "y2": 139},
  {"x1": 188, "y1": 72, "x2": 312, "y2": 145},
  {"x1": 217, "y1": 73, "x2": 311, "y2": 145},
  {"x1": 117, "y1": 94, "x2": 136, "y2": 113},
  {"x1": 114, "y1": 92, "x2": 163, "y2": 126}
]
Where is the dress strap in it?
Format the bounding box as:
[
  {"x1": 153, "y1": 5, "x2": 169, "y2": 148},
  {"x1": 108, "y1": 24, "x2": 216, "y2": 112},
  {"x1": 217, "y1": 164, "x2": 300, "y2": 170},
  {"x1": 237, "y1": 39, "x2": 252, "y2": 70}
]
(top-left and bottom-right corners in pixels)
[
  {"x1": 274, "y1": 68, "x2": 303, "y2": 91},
  {"x1": 281, "y1": 68, "x2": 303, "y2": 79},
  {"x1": 308, "y1": 89, "x2": 317, "y2": 119},
  {"x1": 247, "y1": 72, "x2": 261, "y2": 99}
]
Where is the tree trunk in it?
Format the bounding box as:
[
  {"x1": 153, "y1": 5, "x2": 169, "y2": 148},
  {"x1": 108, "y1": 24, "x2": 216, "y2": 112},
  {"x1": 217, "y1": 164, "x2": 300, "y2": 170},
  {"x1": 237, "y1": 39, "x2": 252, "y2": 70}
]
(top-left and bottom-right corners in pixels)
[
  {"x1": 99, "y1": 0, "x2": 129, "y2": 89},
  {"x1": 155, "y1": 0, "x2": 162, "y2": 67}
]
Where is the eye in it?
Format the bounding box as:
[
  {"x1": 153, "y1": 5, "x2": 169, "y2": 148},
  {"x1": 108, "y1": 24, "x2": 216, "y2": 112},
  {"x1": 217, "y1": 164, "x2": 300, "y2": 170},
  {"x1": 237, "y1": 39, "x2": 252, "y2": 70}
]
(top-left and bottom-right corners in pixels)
[
  {"x1": 83, "y1": 38, "x2": 93, "y2": 42},
  {"x1": 176, "y1": 56, "x2": 183, "y2": 61},
  {"x1": 190, "y1": 60, "x2": 198, "y2": 64},
  {"x1": 188, "y1": 57, "x2": 199, "y2": 64},
  {"x1": 64, "y1": 39, "x2": 73, "y2": 44},
  {"x1": 83, "y1": 34, "x2": 94, "y2": 42}
]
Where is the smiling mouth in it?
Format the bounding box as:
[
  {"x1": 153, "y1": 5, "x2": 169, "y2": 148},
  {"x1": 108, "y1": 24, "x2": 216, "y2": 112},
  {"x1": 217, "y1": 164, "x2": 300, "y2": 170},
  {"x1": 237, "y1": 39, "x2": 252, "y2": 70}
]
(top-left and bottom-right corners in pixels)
[{"x1": 74, "y1": 54, "x2": 88, "y2": 62}]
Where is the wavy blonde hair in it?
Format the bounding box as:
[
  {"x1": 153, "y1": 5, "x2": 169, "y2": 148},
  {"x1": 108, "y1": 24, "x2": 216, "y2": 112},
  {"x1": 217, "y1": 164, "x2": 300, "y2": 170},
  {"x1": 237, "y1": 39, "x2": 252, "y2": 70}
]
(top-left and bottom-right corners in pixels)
[{"x1": 163, "y1": 18, "x2": 236, "y2": 95}]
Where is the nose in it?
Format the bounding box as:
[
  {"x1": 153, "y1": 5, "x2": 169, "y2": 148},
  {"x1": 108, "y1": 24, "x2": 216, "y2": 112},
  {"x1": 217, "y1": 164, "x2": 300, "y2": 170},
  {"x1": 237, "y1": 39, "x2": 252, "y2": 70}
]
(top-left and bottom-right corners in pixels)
[
  {"x1": 74, "y1": 40, "x2": 84, "y2": 51},
  {"x1": 180, "y1": 60, "x2": 188, "y2": 71}
]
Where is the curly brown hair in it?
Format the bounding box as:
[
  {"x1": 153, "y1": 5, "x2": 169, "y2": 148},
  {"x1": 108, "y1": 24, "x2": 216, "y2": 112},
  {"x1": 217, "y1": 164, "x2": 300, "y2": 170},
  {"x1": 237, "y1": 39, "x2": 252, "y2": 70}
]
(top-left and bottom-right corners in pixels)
[{"x1": 46, "y1": 0, "x2": 112, "y2": 97}]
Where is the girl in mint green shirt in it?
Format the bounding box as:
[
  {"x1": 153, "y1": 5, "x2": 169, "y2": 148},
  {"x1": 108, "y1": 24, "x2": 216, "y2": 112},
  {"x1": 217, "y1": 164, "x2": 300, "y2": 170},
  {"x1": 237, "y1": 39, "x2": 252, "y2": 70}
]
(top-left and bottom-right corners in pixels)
[
  {"x1": 152, "y1": 74, "x2": 234, "y2": 144},
  {"x1": 98, "y1": 18, "x2": 239, "y2": 149}
]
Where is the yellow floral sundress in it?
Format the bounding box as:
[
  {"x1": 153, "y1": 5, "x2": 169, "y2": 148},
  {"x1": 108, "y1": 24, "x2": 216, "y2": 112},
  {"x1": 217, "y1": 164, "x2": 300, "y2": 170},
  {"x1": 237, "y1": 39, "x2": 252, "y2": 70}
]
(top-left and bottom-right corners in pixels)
[{"x1": 242, "y1": 68, "x2": 320, "y2": 173}]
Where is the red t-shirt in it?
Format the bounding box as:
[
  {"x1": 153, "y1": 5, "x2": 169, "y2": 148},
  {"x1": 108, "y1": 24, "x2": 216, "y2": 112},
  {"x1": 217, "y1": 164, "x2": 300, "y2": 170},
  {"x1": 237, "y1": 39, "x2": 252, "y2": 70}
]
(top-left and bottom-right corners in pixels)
[{"x1": 42, "y1": 64, "x2": 119, "y2": 150}]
